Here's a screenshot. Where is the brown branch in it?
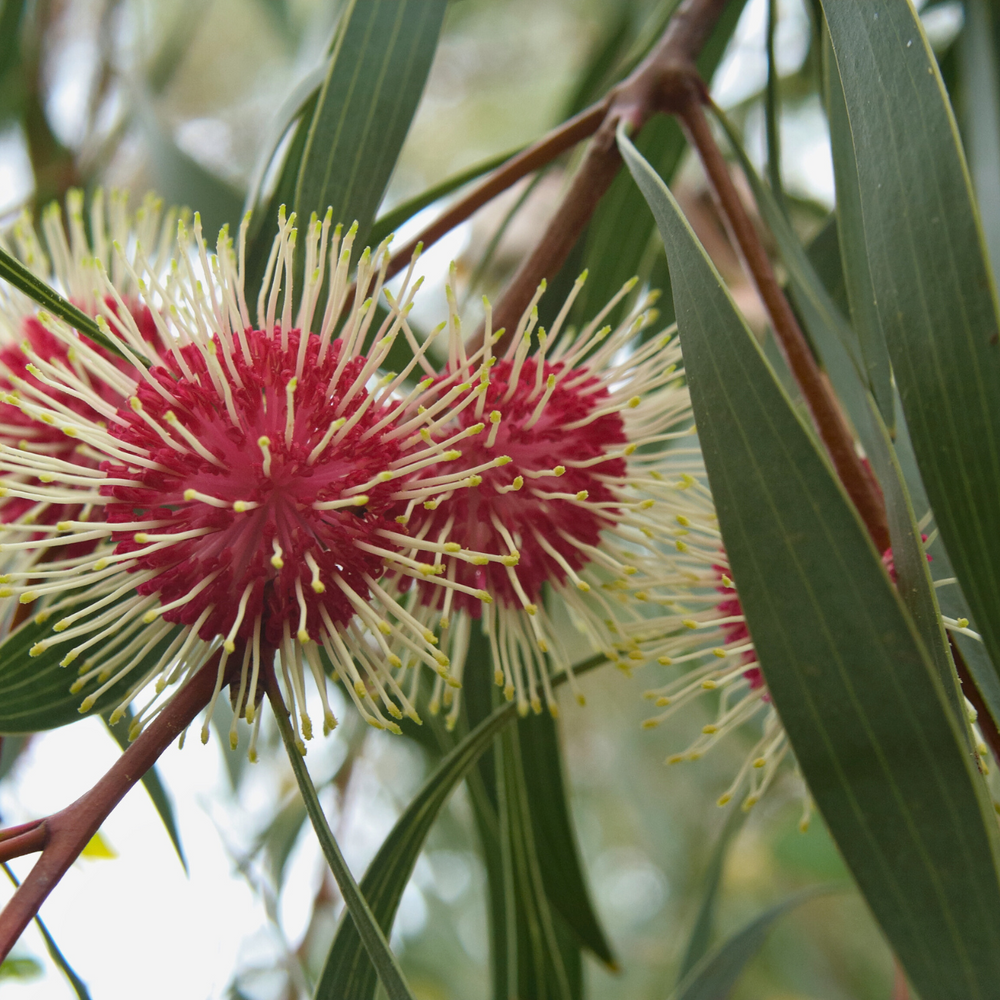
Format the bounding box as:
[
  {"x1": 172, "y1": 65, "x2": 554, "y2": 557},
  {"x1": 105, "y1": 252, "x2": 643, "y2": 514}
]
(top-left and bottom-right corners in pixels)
[
  {"x1": 677, "y1": 98, "x2": 891, "y2": 552},
  {"x1": 0, "y1": 655, "x2": 220, "y2": 961},
  {"x1": 382, "y1": 99, "x2": 612, "y2": 285},
  {"x1": 484, "y1": 0, "x2": 731, "y2": 350}
]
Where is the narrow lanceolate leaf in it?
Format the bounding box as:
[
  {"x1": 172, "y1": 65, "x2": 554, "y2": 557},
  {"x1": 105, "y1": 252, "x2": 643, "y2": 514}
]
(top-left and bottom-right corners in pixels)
[
  {"x1": 620, "y1": 128, "x2": 1000, "y2": 1000},
  {"x1": 822, "y1": 29, "x2": 894, "y2": 430},
  {"x1": 247, "y1": 0, "x2": 445, "y2": 297},
  {"x1": 519, "y1": 711, "x2": 616, "y2": 969},
  {"x1": 822, "y1": 0, "x2": 1000, "y2": 700},
  {"x1": 498, "y1": 725, "x2": 579, "y2": 1000},
  {"x1": 0, "y1": 247, "x2": 126, "y2": 361},
  {"x1": 314, "y1": 695, "x2": 517, "y2": 1000},
  {"x1": 0, "y1": 601, "x2": 178, "y2": 734},
  {"x1": 678, "y1": 805, "x2": 746, "y2": 982},
  {"x1": 671, "y1": 888, "x2": 832, "y2": 1000}
]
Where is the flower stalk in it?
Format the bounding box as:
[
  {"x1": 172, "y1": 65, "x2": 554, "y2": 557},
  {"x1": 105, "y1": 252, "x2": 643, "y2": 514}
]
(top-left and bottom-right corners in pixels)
[{"x1": 264, "y1": 665, "x2": 417, "y2": 1000}]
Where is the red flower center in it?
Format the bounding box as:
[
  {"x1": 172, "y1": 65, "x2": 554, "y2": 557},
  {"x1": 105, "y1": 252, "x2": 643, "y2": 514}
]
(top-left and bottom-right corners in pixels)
[
  {"x1": 101, "y1": 329, "x2": 402, "y2": 647},
  {"x1": 406, "y1": 356, "x2": 627, "y2": 614}
]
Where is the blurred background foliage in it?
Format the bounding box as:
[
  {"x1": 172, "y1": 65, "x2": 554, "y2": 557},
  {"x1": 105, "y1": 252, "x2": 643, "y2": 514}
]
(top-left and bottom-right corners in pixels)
[{"x1": 0, "y1": 0, "x2": 971, "y2": 997}]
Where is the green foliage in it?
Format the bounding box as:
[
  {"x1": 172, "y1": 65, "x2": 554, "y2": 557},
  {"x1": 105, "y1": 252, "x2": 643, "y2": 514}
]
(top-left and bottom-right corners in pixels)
[
  {"x1": 621, "y1": 125, "x2": 1000, "y2": 999},
  {"x1": 245, "y1": 0, "x2": 446, "y2": 301},
  {"x1": 823, "y1": 0, "x2": 1000, "y2": 701}
]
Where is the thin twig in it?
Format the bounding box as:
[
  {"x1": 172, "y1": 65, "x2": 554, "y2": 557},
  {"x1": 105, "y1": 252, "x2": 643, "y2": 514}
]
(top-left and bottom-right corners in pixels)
[
  {"x1": 0, "y1": 655, "x2": 220, "y2": 961},
  {"x1": 678, "y1": 97, "x2": 891, "y2": 551},
  {"x1": 382, "y1": 99, "x2": 612, "y2": 285},
  {"x1": 483, "y1": 0, "x2": 730, "y2": 347},
  {"x1": 263, "y1": 667, "x2": 416, "y2": 1000}
]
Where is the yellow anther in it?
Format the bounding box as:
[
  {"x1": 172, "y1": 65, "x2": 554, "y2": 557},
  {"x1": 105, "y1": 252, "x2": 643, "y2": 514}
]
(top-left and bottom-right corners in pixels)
[
  {"x1": 30, "y1": 642, "x2": 46, "y2": 656},
  {"x1": 721, "y1": 574, "x2": 733, "y2": 588},
  {"x1": 443, "y1": 542, "x2": 461, "y2": 553},
  {"x1": 577, "y1": 581, "x2": 591, "y2": 591},
  {"x1": 490, "y1": 410, "x2": 502, "y2": 424},
  {"x1": 676, "y1": 540, "x2": 689, "y2": 552},
  {"x1": 676, "y1": 515, "x2": 690, "y2": 526},
  {"x1": 957, "y1": 617, "x2": 970, "y2": 628},
  {"x1": 753, "y1": 757, "x2": 767, "y2": 768},
  {"x1": 628, "y1": 396, "x2": 641, "y2": 408},
  {"x1": 353, "y1": 495, "x2": 369, "y2": 506},
  {"x1": 553, "y1": 465, "x2": 565, "y2": 476},
  {"x1": 713, "y1": 648, "x2": 727, "y2": 658},
  {"x1": 134, "y1": 533, "x2": 149, "y2": 544},
  {"x1": 183, "y1": 489, "x2": 197, "y2": 500},
  {"x1": 666, "y1": 752, "x2": 684, "y2": 763},
  {"x1": 717, "y1": 794, "x2": 732, "y2": 806},
  {"x1": 495, "y1": 455, "x2": 512, "y2": 466},
  {"x1": 575, "y1": 490, "x2": 588, "y2": 501},
  {"x1": 701, "y1": 679, "x2": 717, "y2": 689},
  {"x1": 702, "y1": 724, "x2": 719, "y2": 734},
  {"x1": 524, "y1": 603, "x2": 537, "y2": 615},
  {"x1": 19, "y1": 592, "x2": 37, "y2": 604},
  {"x1": 297, "y1": 629, "x2": 310, "y2": 644}
]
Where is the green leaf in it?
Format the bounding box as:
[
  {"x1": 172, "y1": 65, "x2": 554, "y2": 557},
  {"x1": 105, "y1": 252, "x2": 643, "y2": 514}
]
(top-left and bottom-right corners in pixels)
[
  {"x1": 518, "y1": 710, "x2": 616, "y2": 968},
  {"x1": 677, "y1": 805, "x2": 746, "y2": 981},
  {"x1": 246, "y1": 0, "x2": 445, "y2": 300},
  {"x1": 822, "y1": 0, "x2": 1000, "y2": 709},
  {"x1": 0, "y1": 247, "x2": 129, "y2": 362},
  {"x1": 822, "y1": 26, "x2": 894, "y2": 429},
  {"x1": 0, "y1": 600, "x2": 178, "y2": 734},
  {"x1": 670, "y1": 887, "x2": 833, "y2": 1000},
  {"x1": 104, "y1": 710, "x2": 187, "y2": 873},
  {"x1": 497, "y1": 724, "x2": 578, "y2": 1000},
  {"x1": 314, "y1": 691, "x2": 517, "y2": 999},
  {"x1": 713, "y1": 108, "x2": 960, "y2": 717},
  {"x1": 620, "y1": 126, "x2": 1000, "y2": 1000}
]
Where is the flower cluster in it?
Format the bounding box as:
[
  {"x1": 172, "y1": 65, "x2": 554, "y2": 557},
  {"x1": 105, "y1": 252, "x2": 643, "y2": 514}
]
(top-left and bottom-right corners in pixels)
[
  {"x1": 0, "y1": 197, "x2": 501, "y2": 756},
  {"x1": 0, "y1": 192, "x2": 713, "y2": 761}
]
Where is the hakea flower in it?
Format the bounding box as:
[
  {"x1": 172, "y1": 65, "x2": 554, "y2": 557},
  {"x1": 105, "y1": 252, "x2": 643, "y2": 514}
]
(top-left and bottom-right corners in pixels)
[
  {"x1": 0, "y1": 202, "x2": 498, "y2": 758},
  {"x1": 380, "y1": 271, "x2": 696, "y2": 727}
]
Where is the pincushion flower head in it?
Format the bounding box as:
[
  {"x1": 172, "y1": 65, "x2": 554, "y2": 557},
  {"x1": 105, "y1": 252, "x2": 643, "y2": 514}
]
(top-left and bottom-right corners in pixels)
[
  {"x1": 381, "y1": 271, "x2": 697, "y2": 726},
  {"x1": 0, "y1": 198, "x2": 495, "y2": 757}
]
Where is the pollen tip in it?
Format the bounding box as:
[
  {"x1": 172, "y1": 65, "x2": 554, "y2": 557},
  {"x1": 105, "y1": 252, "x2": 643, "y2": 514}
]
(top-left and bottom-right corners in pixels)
[
  {"x1": 300, "y1": 714, "x2": 313, "y2": 740},
  {"x1": 134, "y1": 533, "x2": 149, "y2": 544},
  {"x1": 655, "y1": 697, "x2": 670, "y2": 707},
  {"x1": 742, "y1": 796, "x2": 758, "y2": 811},
  {"x1": 230, "y1": 732, "x2": 239, "y2": 751},
  {"x1": 354, "y1": 680, "x2": 367, "y2": 698},
  {"x1": 143, "y1": 610, "x2": 160, "y2": 624},
  {"x1": 200, "y1": 725, "x2": 211, "y2": 745},
  {"x1": 30, "y1": 642, "x2": 47, "y2": 656},
  {"x1": 479, "y1": 590, "x2": 493, "y2": 604},
  {"x1": 297, "y1": 630, "x2": 310, "y2": 644},
  {"x1": 245, "y1": 703, "x2": 255, "y2": 724},
  {"x1": 78, "y1": 694, "x2": 97, "y2": 713},
  {"x1": 223, "y1": 640, "x2": 236, "y2": 653},
  {"x1": 324, "y1": 710, "x2": 339, "y2": 733},
  {"x1": 18, "y1": 592, "x2": 37, "y2": 604},
  {"x1": 666, "y1": 752, "x2": 684, "y2": 763},
  {"x1": 702, "y1": 724, "x2": 719, "y2": 734},
  {"x1": 701, "y1": 680, "x2": 717, "y2": 689},
  {"x1": 717, "y1": 794, "x2": 732, "y2": 806},
  {"x1": 553, "y1": 465, "x2": 565, "y2": 476},
  {"x1": 524, "y1": 603, "x2": 537, "y2": 615},
  {"x1": 388, "y1": 655, "x2": 402, "y2": 668},
  {"x1": 504, "y1": 682, "x2": 515, "y2": 701},
  {"x1": 682, "y1": 618, "x2": 699, "y2": 630},
  {"x1": 271, "y1": 555, "x2": 284, "y2": 569},
  {"x1": 576, "y1": 581, "x2": 591, "y2": 591}
]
